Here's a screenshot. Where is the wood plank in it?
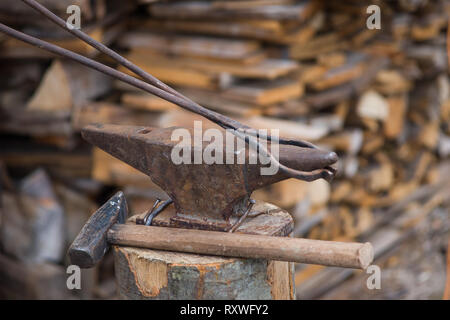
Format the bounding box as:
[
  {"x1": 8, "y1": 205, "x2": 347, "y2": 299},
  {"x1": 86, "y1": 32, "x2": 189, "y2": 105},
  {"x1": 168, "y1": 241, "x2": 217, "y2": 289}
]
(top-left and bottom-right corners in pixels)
[
  {"x1": 120, "y1": 50, "x2": 299, "y2": 80},
  {"x1": 244, "y1": 116, "x2": 329, "y2": 141},
  {"x1": 0, "y1": 15, "x2": 126, "y2": 58},
  {"x1": 148, "y1": 1, "x2": 318, "y2": 21},
  {"x1": 0, "y1": 253, "x2": 74, "y2": 299},
  {"x1": 0, "y1": 0, "x2": 93, "y2": 21},
  {"x1": 119, "y1": 51, "x2": 230, "y2": 90},
  {"x1": 0, "y1": 169, "x2": 65, "y2": 263},
  {"x1": 139, "y1": 14, "x2": 321, "y2": 44},
  {"x1": 92, "y1": 148, "x2": 155, "y2": 188},
  {"x1": 117, "y1": 32, "x2": 261, "y2": 61},
  {"x1": 0, "y1": 137, "x2": 92, "y2": 178},
  {"x1": 179, "y1": 88, "x2": 264, "y2": 117},
  {"x1": 445, "y1": 238, "x2": 450, "y2": 300},
  {"x1": 223, "y1": 78, "x2": 303, "y2": 105}
]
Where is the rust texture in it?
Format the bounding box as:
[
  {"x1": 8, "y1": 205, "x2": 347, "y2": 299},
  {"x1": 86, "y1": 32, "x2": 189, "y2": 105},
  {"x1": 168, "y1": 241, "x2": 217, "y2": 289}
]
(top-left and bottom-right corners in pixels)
[{"x1": 82, "y1": 124, "x2": 337, "y2": 228}]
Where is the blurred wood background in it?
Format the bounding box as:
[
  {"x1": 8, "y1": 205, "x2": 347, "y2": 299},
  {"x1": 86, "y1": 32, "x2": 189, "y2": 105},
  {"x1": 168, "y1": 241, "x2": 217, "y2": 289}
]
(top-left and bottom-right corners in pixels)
[{"x1": 0, "y1": 0, "x2": 449, "y2": 299}]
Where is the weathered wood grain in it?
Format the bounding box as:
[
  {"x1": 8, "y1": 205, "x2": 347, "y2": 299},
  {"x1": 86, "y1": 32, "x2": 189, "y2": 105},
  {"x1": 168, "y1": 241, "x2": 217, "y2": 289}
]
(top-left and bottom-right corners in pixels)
[
  {"x1": 108, "y1": 223, "x2": 373, "y2": 268},
  {"x1": 113, "y1": 202, "x2": 295, "y2": 300}
]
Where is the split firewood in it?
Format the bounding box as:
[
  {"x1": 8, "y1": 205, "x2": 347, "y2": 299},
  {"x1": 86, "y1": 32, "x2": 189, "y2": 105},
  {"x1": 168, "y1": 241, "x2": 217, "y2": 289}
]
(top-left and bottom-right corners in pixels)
[
  {"x1": 439, "y1": 134, "x2": 450, "y2": 158},
  {"x1": 383, "y1": 95, "x2": 408, "y2": 139},
  {"x1": 0, "y1": 0, "x2": 94, "y2": 28},
  {"x1": 307, "y1": 53, "x2": 367, "y2": 91},
  {"x1": 318, "y1": 129, "x2": 363, "y2": 155},
  {"x1": 121, "y1": 92, "x2": 179, "y2": 113},
  {"x1": 0, "y1": 137, "x2": 92, "y2": 178},
  {"x1": 374, "y1": 70, "x2": 412, "y2": 95},
  {"x1": 0, "y1": 108, "x2": 72, "y2": 137},
  {"x1": 54, "y1": 183, "x2": 96, "y2": 247},
  {"x1": 356, "y1": 90, "x2": 389, "y2": 121},
  {"x1": 148, "y1": 1, "x2": 319, "y2": 21},
  {"x1": 304, "y1": 57, "x2": 389, "y2": 109},
  {"x1": 27, "y1": 60, "x2": 111, "y2": 112},
  {"x1": 1, "y1": 19, "x2": 125, "y2": 58}
]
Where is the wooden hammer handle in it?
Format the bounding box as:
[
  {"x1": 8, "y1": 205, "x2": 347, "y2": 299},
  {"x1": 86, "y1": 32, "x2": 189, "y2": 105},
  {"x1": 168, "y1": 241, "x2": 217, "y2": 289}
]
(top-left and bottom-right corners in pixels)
[{"x1": 108, "y1": 224, "x2": 374, "y2": 269}]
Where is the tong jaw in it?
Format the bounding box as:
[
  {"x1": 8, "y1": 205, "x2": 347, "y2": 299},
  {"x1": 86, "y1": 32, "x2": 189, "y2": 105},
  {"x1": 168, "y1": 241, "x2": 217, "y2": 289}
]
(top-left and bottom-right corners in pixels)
[{"x1": 82, "y1": 123, "x2": 338, "y2": 230}]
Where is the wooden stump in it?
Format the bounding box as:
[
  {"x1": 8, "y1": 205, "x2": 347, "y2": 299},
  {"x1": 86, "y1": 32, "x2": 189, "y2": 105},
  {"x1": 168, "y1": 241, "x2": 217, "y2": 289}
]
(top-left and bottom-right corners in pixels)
[{"x1": 113, "y1": 200, "x2": 295, "y2": 300}]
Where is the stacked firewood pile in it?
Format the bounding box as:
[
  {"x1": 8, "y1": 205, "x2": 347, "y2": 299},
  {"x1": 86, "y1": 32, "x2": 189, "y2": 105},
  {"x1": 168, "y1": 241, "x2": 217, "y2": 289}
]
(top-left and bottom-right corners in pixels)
[{"x1": 0, "y1": 0, "x2": 449, "y2": 299}]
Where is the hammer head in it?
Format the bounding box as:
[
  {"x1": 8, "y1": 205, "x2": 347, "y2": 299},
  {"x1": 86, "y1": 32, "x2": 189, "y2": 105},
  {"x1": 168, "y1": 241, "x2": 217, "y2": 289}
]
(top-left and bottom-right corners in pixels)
[
  {"x1": 68, "y1": 191, "x2": 127, "y2": 268},
  {"x1": 81, "y1": 124, "x2": 337, "y2": 229}
]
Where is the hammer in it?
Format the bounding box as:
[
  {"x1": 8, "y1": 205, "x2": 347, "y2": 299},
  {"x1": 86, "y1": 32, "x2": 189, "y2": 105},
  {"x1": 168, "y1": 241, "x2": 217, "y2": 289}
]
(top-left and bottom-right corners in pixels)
[{"x1": 69, "y1": 191, "x2": 373, "y2": 269}]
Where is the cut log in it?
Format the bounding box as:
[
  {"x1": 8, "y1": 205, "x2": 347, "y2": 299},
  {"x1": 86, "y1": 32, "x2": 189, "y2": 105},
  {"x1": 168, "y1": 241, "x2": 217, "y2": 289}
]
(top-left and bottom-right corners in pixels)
[{"x1": 114, "y1": 201, "x2": 295, "y2": 300}]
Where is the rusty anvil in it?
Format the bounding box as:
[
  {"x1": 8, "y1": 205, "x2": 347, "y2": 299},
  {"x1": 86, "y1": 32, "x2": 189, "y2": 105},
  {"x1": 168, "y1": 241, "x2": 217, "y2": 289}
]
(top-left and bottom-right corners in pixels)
[{"x1": 81, "y1": 123, "x2": 338, "y2": 231}]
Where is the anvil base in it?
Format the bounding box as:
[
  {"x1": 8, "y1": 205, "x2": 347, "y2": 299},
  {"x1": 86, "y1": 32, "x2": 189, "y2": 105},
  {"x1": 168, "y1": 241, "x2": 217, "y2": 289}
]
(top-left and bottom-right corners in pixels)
[
  {"x1": 116, "y1": 200, "x2": 295, "y2": 300},
  {"x1": 129, "y1": 200, "x2": 294, "y2": 234}
]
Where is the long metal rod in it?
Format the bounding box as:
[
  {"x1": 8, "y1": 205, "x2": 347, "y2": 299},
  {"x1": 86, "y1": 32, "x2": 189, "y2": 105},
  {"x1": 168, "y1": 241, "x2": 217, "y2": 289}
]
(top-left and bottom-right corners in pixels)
[
  {"x1": 20, "y1": 0, "x2": 199, "y2": 105},
  {"x1": 0, "y1": 23, "x2": 221, "y2": 122},
  {"x1": 19, "y1": 0, "x2": 318, "y2": 150}
]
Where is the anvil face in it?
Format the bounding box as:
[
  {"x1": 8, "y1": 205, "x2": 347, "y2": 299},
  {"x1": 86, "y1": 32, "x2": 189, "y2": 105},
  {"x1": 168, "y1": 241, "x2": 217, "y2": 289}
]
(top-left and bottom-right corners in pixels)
[{"x1": 82, "y1": 124, "x2": 337, "y2": 228}]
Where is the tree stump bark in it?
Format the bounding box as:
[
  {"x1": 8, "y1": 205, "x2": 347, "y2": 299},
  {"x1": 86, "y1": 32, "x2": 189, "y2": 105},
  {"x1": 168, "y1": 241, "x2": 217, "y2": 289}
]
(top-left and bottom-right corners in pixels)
[{"x1": 113, "y1": 200, "x2": 295, "y2": 300}]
